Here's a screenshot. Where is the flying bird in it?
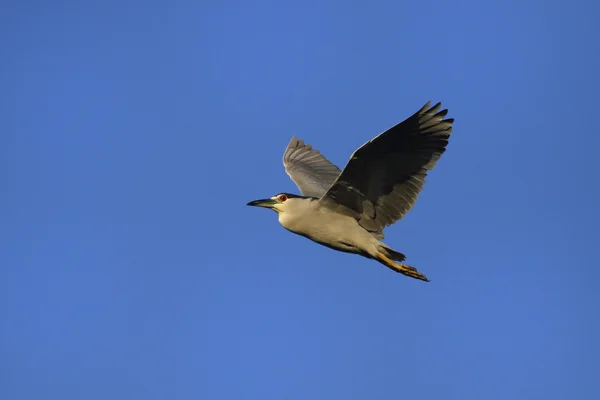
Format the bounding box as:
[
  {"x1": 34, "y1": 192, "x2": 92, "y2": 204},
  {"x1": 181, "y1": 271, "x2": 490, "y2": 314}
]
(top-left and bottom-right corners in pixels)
[{"x1": 247, "y1": 101, "x2": 453, "y2": 281}]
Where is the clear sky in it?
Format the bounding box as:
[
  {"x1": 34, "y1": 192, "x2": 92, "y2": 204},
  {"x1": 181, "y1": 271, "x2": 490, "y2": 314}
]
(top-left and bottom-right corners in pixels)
[{"x1": 2, "y1": 1, "x2": 599, "y2": 399}]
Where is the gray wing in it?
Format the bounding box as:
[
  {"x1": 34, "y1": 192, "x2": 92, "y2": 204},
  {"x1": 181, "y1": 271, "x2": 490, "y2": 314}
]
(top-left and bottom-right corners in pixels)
[
  {"x1": 320, "y1": 101, "x2": 453, "y2": 238},
  {"x1": 283, "y1": 136, "x2": 342, "y2": 198}
]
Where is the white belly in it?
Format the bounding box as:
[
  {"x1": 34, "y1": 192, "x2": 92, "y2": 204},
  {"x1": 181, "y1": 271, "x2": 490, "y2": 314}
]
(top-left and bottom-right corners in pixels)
[{"x1": 278, "y1": 205, "x2": 376, "y2": 254}]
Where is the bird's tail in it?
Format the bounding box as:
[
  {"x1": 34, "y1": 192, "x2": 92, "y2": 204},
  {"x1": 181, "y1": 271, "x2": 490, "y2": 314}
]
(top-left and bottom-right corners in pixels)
[{"x1": 379, "y1": 244, "x2": 406, "y2": 262}]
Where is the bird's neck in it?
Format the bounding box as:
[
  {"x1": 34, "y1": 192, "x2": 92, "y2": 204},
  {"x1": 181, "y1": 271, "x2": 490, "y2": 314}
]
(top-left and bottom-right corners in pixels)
[{"x1": 277, "y1": 198, "x2": 318, "y2": 232}]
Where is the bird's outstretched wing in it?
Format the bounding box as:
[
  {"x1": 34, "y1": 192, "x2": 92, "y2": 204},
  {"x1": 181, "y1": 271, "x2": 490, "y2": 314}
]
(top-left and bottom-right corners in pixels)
[
  {"x1": 283, "y1": 136, "x2": 342, "y2": 198},
  {"x1": 320, "y1": 101, "x2": 453, "y2": 238}
]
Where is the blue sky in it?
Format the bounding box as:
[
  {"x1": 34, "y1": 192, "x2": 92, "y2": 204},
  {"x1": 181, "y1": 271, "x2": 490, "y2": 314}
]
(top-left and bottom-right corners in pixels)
[{"x1": 2, "y1": 1, "x2": 599, "y2": 399}]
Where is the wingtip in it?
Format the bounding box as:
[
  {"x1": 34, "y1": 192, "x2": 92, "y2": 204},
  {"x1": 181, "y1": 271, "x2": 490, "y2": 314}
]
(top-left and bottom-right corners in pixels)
[
  {"x1": 420, "y1": 101, "x2": 432, "y2": 112},
  {"x1": 418, "y1": 101, "x2": 452, "y2": 122}
]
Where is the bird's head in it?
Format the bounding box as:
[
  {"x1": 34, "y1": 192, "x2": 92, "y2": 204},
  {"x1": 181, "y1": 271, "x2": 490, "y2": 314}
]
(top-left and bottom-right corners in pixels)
[{"x1": 246, "y1": 193, "x2": 303, "y2": 213}]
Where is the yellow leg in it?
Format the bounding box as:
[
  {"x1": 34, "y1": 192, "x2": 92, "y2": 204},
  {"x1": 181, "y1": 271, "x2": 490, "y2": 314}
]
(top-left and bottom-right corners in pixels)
[{"x1": 376, "y1": 252, "x2": 430, "y2": 282}]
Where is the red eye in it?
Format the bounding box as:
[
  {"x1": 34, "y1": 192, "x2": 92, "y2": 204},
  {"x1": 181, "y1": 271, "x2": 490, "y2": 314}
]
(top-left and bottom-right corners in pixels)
[{"x1": 279, "y1": 195, "x2": 287, "y2": 202}]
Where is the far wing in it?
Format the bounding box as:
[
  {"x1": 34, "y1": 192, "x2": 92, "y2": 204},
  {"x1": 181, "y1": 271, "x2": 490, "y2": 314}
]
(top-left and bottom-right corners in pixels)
[{"x1": 283, "y1": 136, "x2": 341, "y2": 198}]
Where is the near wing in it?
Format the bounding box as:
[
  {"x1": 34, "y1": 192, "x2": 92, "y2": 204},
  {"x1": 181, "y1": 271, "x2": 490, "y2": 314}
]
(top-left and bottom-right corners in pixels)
[
  {"x1": 283, "y1": 136, "x2": 342, "y2": 198},
  {"x1": 320, "y1": 101, "x2": 454, "y2": 238}
]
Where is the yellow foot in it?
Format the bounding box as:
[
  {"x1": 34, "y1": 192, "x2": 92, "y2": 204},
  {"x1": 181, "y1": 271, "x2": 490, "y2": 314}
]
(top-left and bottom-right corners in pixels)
[{"x1": 376, "y1": 252, "x2": 430, "y2": 282}]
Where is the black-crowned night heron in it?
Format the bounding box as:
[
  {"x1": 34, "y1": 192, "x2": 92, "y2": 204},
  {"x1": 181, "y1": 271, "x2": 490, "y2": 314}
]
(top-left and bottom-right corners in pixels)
[{"x1": 247, "y1": 101, "x2": 453, "y2": 282}]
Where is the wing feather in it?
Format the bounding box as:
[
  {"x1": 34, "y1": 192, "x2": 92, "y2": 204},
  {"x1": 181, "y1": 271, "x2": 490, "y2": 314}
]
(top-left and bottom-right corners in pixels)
[{"x1": 283, "y1": 136, "x2": 341, "y2": 198}]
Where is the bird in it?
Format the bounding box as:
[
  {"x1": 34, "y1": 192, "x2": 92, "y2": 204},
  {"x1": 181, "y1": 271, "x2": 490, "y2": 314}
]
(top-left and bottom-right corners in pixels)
[{"x1": 247, "y1": 101, "x2": 454, "y2": 282}]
